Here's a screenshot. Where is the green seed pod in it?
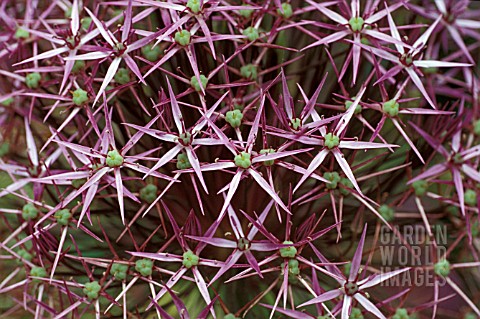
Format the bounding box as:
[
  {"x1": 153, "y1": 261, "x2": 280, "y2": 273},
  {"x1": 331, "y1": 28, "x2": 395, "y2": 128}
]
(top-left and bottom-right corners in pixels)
[
  {"x1": 186, "y1": 0, "x2": 202, "y2": 14},
  {"x1": 182, "y1": 250, "x2": 199, "y2": 268},
  {"x1": 1, "y1": 97, "x2": 14, "y2": 106},
  {"x1": 83, "y1": 281, "x2": 101, "y2": 300},
  {"x1": 289, "y1": 117, "x2": 301, "y2": 130},
  {"x1": 348, "y1": 17, "x2": 365, "y2": 32},
  {"x1": 135, "y1": 259, "x2": 153, "y2": 276},
  {"x1": 175, "y1": 30, "x2": 191, "y2": 46},
  {"x1": 190, "y1": 75, "x2": 208, "y2": 92},
  {"x1": 114, "y1": 68, "x2": 131, "y2": 85},
  {"x1": 378, "y1": 205, "x2": 395, "y2": 222},
  {"x1": 345, "y1": 96, "x2": 361, "y2": 114},
  {"x1": 72, "y1": 178, "x2": 86, "y2": 189},
  {"x1": 72, "y1": 60, "x2": 86, "y2": 74},
  {"x1": 225, "y1": 109, "x2": 243, "y2": 128},
  {"x1": 139, "y1": 184, "x2": 158, "y2": 204},
  {"x1": 277, "y1": 3, "x2": 293, "y2": 19},
  {"x1": 237, "y1": 237, "x2": 250, "y2": 251},
  {"x1": 464, "y1": 313, "x2": 477, "y2": 319},
  {"x1": 238, "y1": 4, "x2": 253, "y2": 18},
  {"x1": 392, "y1": 308, "x2": 410, "y2": 319},
  {"x1": 324, "y1": 172, "x2": 341, "y2": 189},
  {"x1": 25, "y1": 73, "x2": 41, "y2": 89},
  {"x1": 105, "y1": 150, "x2": 124, "y2": 168},
  {"x1": 17, "y1": 249, "x2": 33, "y2": 262},
  {"x1": 0, "y1": 143, "x2": 9, "y2": 157},
  {"x1": 343, "y1": 262, "x2": 352, "y2": 276},
  {"x1": 234, "y1": 152, "x2": 251, "y2": 169},
  {"x1": 72, "y1": 88, "x2": 89, "y2": 106},
  {"x1": 339, "y1": 177, "x2": 353, "y2": 196},
  {"x1": 412, "y1": 180, "x2": 428, "y2": 197},
  {"x1": 243, "y1": 27, "x2": 259, "y2": 41},
  {"x1": 240, "y1": 64, "x2": 258, "y2": 80},
  {"x1": 349, "y1": 307, "x2": 364, "y2": 319},
  {"x1": 324, "y1": 133, "x2": 340, "y2": 149},
  {"x1": 177, "y1": 132, "x2": 192, "y2": 146},
  {"x1": 54, "y1": 209, "x2": 72, "y2": 226},
  {"x1": 110, "y1": 263, "x2": 129, "y2": 281},
  {"x1": 142, "y1": 84, "x2": 154, "y2": 97},
  {"x1": 176, "y1": 153, "x2": 192, "y2": 170},
  {"x1": 434, "y1": 259, "x2": 450, "y2": 277},
  {"x1": 474, "y1": 120, "x2": 480, "y2": 136},
  {"x1": 30, "y1": 266, "x2": 47, "y2": 282},
  {"x1": 15, "y1": 28, "x2": 30, "y2": 39},
  {"x1": 259, "y1": 148, "x2": 276, "y2": 166},
  {"x1": 471, "y1": 220, "x2": 479, "y2": 238},
  {"x1": 141, "y1": 44, "x2": 162, "y2": 62},
  {"x1": 287, "y1": 259, "x2": 300, "y2": 275},
  {"x1": 382, "y1": 99, "x2": 400, "y2": 117},
  {"x1": 22, "y1": 203, "x2": 38, "y2": 220},
  {"x1": 279, "y1": 241, "x2": 297, "y2": 258},
  {"x1": 81, "y1": 17, "x2": 92, "y2": 30},
  {"x1": 464, "y1": 189, "x2": 477, "y2": 206}
]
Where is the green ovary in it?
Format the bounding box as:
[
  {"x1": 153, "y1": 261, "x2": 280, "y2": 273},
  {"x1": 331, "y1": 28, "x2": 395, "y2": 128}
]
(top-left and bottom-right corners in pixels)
[
  {"x1": 238, "y1": 4, "x2": 253, "y2": 18},
  {"x1": 392, "y1": 308, "x2": 410, "y2": 319},
  {"x1": 17, "y1": 249, "x2": 32, "y2": 262},
  {"x1": 15, "y1": 28, "x2": 29, "y2": 39},
  {"x1": 240, "y1": 64, "x2": 258, "y2": 80},
  {"x1": 26, "y1": 73, "x2": 41, "y2": 89},
  {"x1": 141, "y1": 44, "x2": 162, "y2": 62},
  {"x1": 106, "y1": 150, "x2": 124, "y2": 167},
  {"x1": 378, "y1": 205, "x2": 395, "y2": 222},
  {"x1": 349, "y1": 307, "x2": 364, "y2": 319},
  {"x1": 412, "y1": 180, "x2": 428, "y2": 197},
  {"x1": 175, "y1": 30, "x2": 191, "y2": 46},
  {"x1": 226, "y1": 109, "x2": 243, "y2": 128},
  {"x1": 234, "y1": 151, "x2": 251, "y2": 169},
  {"x1": 110, "y1": 263, "x2": 128, "y2": 281},
  {"x1": 324, "y1": 171, "x2": 341, "y2": 189},
  {"x1": 72, "y1": 60, "x2": 85, "y2": 73},
  {"x1": 464, "y1": 189, "x2": 477, "y2": 206},
  {"x1": 182, "y1": 250, "x2": 199, "y2": 268},
  {"x1": 382, "y1": 99, "x2": 399, "y2": 117},
  {"x1": 83, "y1": 281, "x2": 101, "y2": 300},
  {"x1": 72, "y1": 88, "x2": 88, "y2": 106},
  {"x1": 176, "y1": 153, "x2": 192, "y2": 170},
  {"x1": 348, "y1": 17, "x2": 364, "y2": 32},
  {"x1": 186, "y1": 0, "x2": 202, "y2": 14},
  {"x1": 324, "y1": 133, "x2": 340, "y2": 149},
  {"x1": 139, "y1": 184, "x2": 158, "y2": 204},
  {"x1": 473, "y1": 120, "x2": 480, "y2": 136},
  {"x1": 434, "y1": 259, "x2": 450, "y2": 277},
  {"x1": 279, "y1": 241, "x2": 297, "y2": 258},
  {"x1": 289, "y1": 118, "x2": 301, "y2": 130},
  {"x1": 190, "y1": 75, "x2": 208, "y2": 92},
  {"x1": 54, "y1": 209, "x2": 72, "y2": 226},
  {"x1": 30, "y1": 266, "x2": 47, "y2": 282},
  {"x1": 339, "y1": 177, "x2": 353, "y2": 196},
  {"x1": 277, "y1": 3, "x2": 293, "y2": 19},
  {"x1": 22, "y1": 203, "x2": 38, "y2": 220},
  {"x1": 243, "y1": 27, "x2": 259, "y2": 41},
  {"x1": 259, "y1": 148, "x2": 275, "y2": 166},
  {"x1": 114, "y1": 68, "x2": 130, "y2": 85},
  {"x1": 135, "y1": 259, "x2": 153, "y2": 276},
  {"x1": 345, "y1": 96, "x2": 361, "y2": 114}
]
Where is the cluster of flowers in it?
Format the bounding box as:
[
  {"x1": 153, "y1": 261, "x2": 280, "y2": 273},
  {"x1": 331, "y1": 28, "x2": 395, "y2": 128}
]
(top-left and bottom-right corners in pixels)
[{"x1": 0, "y1": 0, "x2": 479, "y2": 318}]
